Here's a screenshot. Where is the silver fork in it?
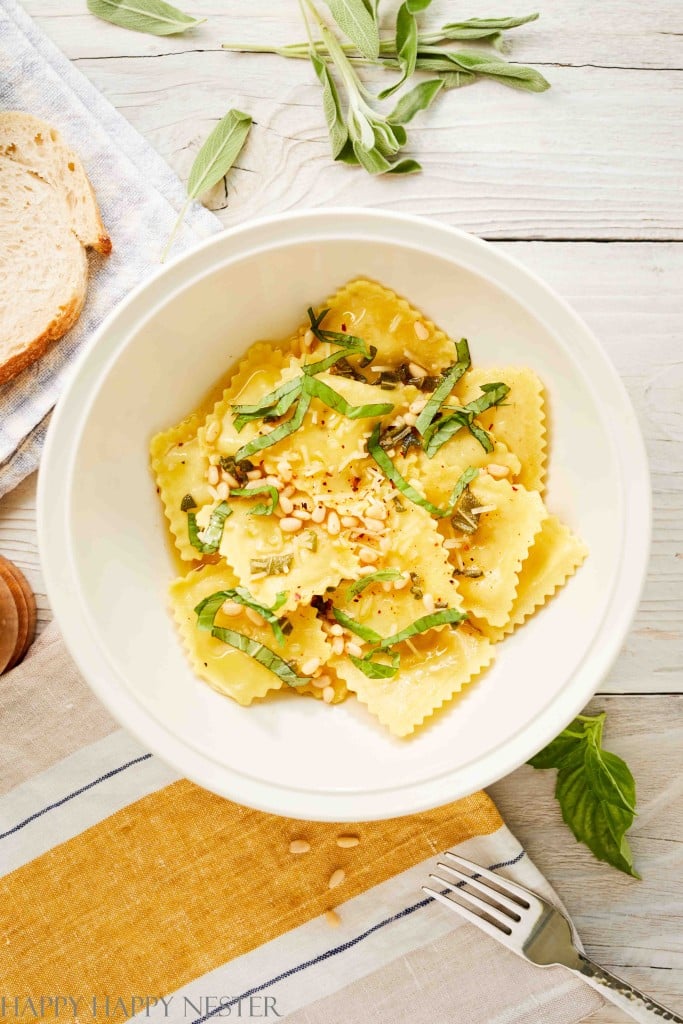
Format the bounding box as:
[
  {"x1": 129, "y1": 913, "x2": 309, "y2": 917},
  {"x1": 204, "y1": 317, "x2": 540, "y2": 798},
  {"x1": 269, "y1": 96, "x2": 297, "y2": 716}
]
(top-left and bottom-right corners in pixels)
[{"x1": 423, "y1": 852, "x2": 683, "y2": 1024}]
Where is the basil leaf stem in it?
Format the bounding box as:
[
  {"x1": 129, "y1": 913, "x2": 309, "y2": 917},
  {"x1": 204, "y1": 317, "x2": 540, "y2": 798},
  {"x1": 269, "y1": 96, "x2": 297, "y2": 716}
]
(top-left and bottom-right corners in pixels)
[
  {"x1": 187, "y1": 501, "x2": 232, "y2": 553},
  {"x1": 195, "y1": 588, "x2": 288, "y2": 645}
]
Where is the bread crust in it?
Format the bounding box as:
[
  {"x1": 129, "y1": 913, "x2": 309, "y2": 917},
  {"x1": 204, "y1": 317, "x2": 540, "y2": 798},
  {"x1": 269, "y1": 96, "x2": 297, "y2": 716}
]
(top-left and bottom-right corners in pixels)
[
  {"x1": 0, "y1": 113, "x2": 110, "y2": 386},
  {"x1": 0, "y1": 287, "x2": 84, "y2": 388}
]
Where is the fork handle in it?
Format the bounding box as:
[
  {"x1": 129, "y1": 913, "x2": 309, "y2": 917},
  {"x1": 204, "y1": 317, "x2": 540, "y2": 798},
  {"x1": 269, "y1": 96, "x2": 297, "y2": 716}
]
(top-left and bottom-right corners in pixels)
[{"x1": 574, "y1": 953, "x2": 683, "y2": 1023}]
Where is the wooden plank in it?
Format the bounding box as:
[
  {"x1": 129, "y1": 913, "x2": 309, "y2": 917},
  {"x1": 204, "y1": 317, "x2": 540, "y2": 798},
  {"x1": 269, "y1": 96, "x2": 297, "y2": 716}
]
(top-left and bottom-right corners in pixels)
[
  {"x1": 22, "y1": 0, "x2": 683, "y2": 69},
  {"x1": 1, "y1": 242, "x2": 680, "y2": 692},
  {"x1": 17, "y1": 5, "x2": 683, "y2": 241},
  {"x1": 490, "y1": 694, "x2": 683, "y2": 1021}
]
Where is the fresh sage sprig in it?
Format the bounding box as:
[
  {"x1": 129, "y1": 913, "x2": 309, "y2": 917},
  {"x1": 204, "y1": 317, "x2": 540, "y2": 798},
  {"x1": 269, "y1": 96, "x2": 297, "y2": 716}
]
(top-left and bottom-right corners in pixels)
[
  {"x1": 528, "y1": 712, "x2": 640, "y2": 878},
  {"x1": 87, "y1": 0, "x2": 205, "y2": 36},
  {"x1": 324, "y1": 0, "x2": 379, "y2": 59},
  {"x1": 378, "y1": 0, "x2": 434, "y2": 100},
  {"x1": 162, "y1": 108, "x2": 252, "y2": 261}
]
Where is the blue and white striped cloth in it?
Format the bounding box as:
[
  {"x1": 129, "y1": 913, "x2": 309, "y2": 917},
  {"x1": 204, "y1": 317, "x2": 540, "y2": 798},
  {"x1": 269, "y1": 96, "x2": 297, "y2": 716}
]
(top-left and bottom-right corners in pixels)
[{"x1": 0, "y1": 0, "x2": 220, "y2": 498}]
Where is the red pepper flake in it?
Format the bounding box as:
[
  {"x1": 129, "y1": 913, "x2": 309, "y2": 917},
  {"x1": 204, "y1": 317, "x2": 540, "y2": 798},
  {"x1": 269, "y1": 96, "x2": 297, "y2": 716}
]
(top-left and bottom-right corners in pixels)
[
  {"x1": 341, "y1": 323, "x2": 347, "y2": 332},
  {"x1": 512, "y1": 486, "x2": 519, "y2": 491}
]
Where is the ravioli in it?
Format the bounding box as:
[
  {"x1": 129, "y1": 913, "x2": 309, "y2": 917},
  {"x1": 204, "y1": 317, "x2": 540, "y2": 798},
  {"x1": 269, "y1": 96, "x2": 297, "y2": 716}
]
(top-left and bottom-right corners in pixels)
[{"x1": 152, "y1": 278, "x2": 586, "y2": 738}]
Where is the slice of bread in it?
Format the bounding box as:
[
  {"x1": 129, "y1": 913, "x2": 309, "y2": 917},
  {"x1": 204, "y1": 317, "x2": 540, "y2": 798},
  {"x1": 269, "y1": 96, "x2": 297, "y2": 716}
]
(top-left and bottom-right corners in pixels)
[
  {"x1": 0, "y1": 112, "x2": 110, "y2": 386},
  {"x1": 0, "y1": 112, "x2": 111, "y2": 255}
]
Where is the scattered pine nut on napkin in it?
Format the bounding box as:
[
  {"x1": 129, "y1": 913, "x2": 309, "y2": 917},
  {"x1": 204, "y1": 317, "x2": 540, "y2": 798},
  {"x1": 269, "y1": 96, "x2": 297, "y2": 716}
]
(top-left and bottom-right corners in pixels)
[
  {"x1": 0, "y1": 623, "x2": 604, "y2": 1024},
  {"x1": 0, "y1": 0, "x2": 220, "y2": 499}
]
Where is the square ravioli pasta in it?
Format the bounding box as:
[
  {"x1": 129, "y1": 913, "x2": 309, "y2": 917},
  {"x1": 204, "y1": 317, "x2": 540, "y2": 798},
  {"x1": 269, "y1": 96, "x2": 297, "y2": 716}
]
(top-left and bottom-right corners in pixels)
[
  {"x1": 151, "y1": 278, "x2": 586, "y2": 739},
  {"x1": 170, "y1": 561, "x2": 331, "y2": 705}
]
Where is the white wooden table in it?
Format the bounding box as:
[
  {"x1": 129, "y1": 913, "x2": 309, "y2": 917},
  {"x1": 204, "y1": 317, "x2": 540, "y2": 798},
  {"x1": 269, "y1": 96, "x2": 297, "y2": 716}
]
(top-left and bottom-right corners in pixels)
[{"x1": 3, "y1": 2, "x2": 682, "y2": 1020}]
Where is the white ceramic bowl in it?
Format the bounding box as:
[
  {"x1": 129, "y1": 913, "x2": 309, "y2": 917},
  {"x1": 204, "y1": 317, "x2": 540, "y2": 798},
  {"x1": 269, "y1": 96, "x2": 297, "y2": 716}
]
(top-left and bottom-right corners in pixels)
[{"x1": 38, "y1": 209, "x2": 650, "y2": 821}]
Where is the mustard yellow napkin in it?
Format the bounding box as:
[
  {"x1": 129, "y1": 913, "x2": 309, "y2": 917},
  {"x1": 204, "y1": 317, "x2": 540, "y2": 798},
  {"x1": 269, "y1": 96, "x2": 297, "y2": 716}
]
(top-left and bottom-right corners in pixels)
[{"x1": 0, "y1": 624, "x2": 603, "y2": 1024}]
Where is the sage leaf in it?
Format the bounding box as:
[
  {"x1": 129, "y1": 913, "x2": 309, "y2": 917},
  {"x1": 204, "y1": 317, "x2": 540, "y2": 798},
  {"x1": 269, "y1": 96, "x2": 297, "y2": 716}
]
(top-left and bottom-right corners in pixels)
[
  {"x1": 324, "y1": 0, "x2": 380, "y2": 59},
  {"x1": 389, "y1": 78, "x2": 443, "y2": 124},
  {"x1": 162, "y1": 109, "x2": 252, "y2": 261},
  {"x1": 444, "y1": 51, "x2": 550, "y2": 93},
  {"x1": 310, "y1": 51, "x2": 349, "y2": 157},
  {"x1": 378, "y1": 2, "x2": 419, "y2": 99},
  {"x1": 187, "y1": 109, "x2": 253, "y2": 199},
  {"x1": 439, "y1": 14, "x2": 539, "y2": 41},
  {"x1": 528, "y1": 713, "x2": 640, "y2": 878},
  {"x1": 87, "y1": 0, "x2": 204, "y2": 35}
]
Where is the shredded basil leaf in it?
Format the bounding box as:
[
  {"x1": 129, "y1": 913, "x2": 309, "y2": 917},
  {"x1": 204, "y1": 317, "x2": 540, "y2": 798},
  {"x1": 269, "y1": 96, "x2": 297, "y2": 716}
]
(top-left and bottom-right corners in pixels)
[
  {"x1": 232, "y1": 378, "x2": 303, "y2": 431},
  {"x1": 235, "y1": 390, "x2": 312, "y2": 462},
  {"x1": 180, "y1": 493, "x2": 197, "y2": 512},
  {"x1": 367, "y1": 424, "x2": 445, "y2": 516},
  {"x1": 302, "y1": 375, "x2": 394, "y2": 419},
  {"x1": 349, "y1": 650, "x2": 400, "y2": 679},
  {"x1": 379, "y1": 607, "x2": 466, "y2": 648},
  {"x1": 414, "y1": 338, "x2": 471, "y2": 435},
  {"x1": 195, "y1": 587, "x2": 288, "y2": 645},
  {"x1": 250, "y1": 552, "x2": 294, "y2": 577},
  {"x1": 451, "y1": 467, "x2": 479, "y2": 504},
  {"x1": 346, "y1": 568, "x2": 403, "y2": 601},
  {"x1": 210, "y1": 626, "x2": 310, "y2": 687},
  {"x1": 424, "y1": 382, "x2": 510, "y2": 457},
  {"x1": 332, "y1": 606, "x2": 382, "y2": 644},
  {"x1": 229, "y1": 484, "x2": 279, "y2": 516},
  {"x1": 187, "y1": 501, "x2": 232, "y2": 553},
  {"x1": 307, "y1": 307, "x2": 371, "y2": 359}
]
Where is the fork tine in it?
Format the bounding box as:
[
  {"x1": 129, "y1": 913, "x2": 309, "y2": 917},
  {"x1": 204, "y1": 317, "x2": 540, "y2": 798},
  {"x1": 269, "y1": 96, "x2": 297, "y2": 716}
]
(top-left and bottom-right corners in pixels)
[
  {"x1": 444, "y1": 852, "x2": 536, "y2": 907},
  {"x1": 422, "y1": 885, "x2": 515, "y2": 945},
  {"x1": 435, "y1": 861, "x2": 523, "y2": 920},
  {"x1": 429, "y1": 874, "x2": 514, "y2": 933}
]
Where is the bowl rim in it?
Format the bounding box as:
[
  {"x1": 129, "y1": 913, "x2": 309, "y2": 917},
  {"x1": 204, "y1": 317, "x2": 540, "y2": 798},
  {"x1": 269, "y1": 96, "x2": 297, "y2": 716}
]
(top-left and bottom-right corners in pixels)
[{"x1": 38, "y1": 208, "x2": 651, "y2": 821}]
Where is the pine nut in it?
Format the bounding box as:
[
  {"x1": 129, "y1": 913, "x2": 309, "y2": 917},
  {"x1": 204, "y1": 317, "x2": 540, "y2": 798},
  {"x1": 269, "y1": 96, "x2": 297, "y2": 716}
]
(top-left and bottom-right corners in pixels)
[
  {"x1": 216, "y1": 481, "x2": 229, "y2": 500},
  {"x1": 279, "y1": 495, "x2": 294, "y2": 515},
  {"x1": 409, "y1": 398, "x2": 428, "y2": 415},
  {"x1": 209, "y1": 453, "x2": 221, "y2": 466},
  {"x1": 301, "y1": 657, "x2": 321, "y2": 676},
  {"x1": 208, "y1": 485, "x2": 220, "y2": 501},
  {"x1": 246, "y1": 607, "x2": 265, "y2": 627},
  {"x1": 388, "y1": 314, "x2": 402, "y2": 333},
  {"x1": 366, "y1": 501, "x2": 387, "y2": 520},
  {"x1": 327, "y1": 511, "x2": 341, "y2": 536},
  {"x1": 382, "y1": 581, "x2": 393, "y2": 592},
  {"x1": 313, "y1": 674, "x2": 331, "y2": 689},
  {"x1": 280, "y1": 517, "x2": 304, "y2": 533},
  {"x1": 322, "y1": 686, "x2": 335, "y2": 704},
  {"x1": 325, "y1": 909, "x2": 341, "y2": 928},
  {"x1": 358, "y1": 565, "x2": 377, "y2": 577},
  {"x1": 422, "y1": 592, "x2": 435, "y2": 614},
  {"x1": 265, "y1": 475, "x2": 284, "y2": 491},
  {"x1": 413, "y1": 322, "x2": 429, "y2": 342},
  {"x1": 283, "y1": 484, "x2": 296, "y2": 497},
  {"x1": 359, "y1": 546, "x2": 379, "y2": 564},
  {"x1": 408, "y1": 361, "x2": 427, "y2": 379},
  {"x1": 208, "y1": 465, "x2": 219, "y2": 486},
  {"x1": 222, "y1": 471, "x2": 239, "y2": 488},
  {"x1": 332, "y1": 636, "x2": 345, "y2": 656},
  {"x1": 293, "y1": 508, "x2": 311, "y2": 521},
  {"x1": 312, "y1": 504, "x2": 326, "y2": 523},
  {"x1": 393, "y1": 574, "x2": 410, "y2": 591},
  {"x1": 336, "y1": 834, "x2": 360, "y2": 848},
  {"x1": 205, "y1": 420, "x2": 220, "y2": 444},
  {"x1": 303, "y1": 328, "x2": 315, "y2": 349},
  {"x1": 221, "y1": 600, "x2": 243, "y2": 617},
  {"x1": 341, "y1": 515, "x2": 360, "y2": 528},
  {"x1": 328, "y1": 869, "x2": 346, "y2": 889},
  {"x1": 289, "y1": 839, "x2": 311, "y2": 854},
  {"x1": 330, "y1": 624, "x2": 344, "y2": 636},
  {"x1": 247, "y1": 468, "x2": 263, "y2": 480},
  {"x1": 364, "y1": 517, "x2": 384, "y2": 533},
  {"x1": 345, "y1": 641, "x2": 363, "y2": 658},
  {"x1": 487, "y1": 463, "x2": 510, "y2": 479},
  {"x1": 246, "y1": 478, "x2": 267, "y2": 490},
  {"x1": 403, "y1": 412, "x2": 417, "y2": 427}
]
